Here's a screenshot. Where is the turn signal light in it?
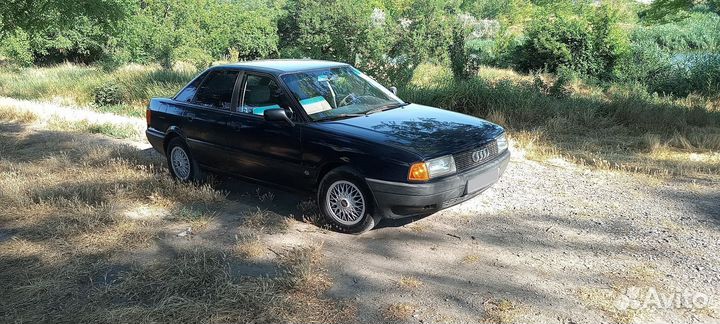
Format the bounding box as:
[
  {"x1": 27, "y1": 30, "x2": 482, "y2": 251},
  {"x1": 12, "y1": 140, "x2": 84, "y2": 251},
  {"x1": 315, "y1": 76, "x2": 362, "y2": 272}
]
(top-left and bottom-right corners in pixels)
[{"x1": 408, "y1": 162, "x2": 429, "y2": 181}]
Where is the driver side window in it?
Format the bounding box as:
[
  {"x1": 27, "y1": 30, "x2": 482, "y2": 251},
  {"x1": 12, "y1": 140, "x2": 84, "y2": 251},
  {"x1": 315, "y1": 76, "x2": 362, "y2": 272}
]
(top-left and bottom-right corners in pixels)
[{"x1": 240, "y1": 74, "x2": 289, "y2": 116}]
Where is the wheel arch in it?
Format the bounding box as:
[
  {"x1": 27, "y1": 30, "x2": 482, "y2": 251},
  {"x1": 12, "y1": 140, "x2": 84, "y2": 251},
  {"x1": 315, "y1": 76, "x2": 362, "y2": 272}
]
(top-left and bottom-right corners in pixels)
[
  {"x1": 316, "y1": 163, "x2": 379, "y2": 213},
  {"x1": 162, "y1": 127, "x2": 185, "y2": 155},
  {"x1": 315, "y1": 161, "x2": 346, "y2": 188}
]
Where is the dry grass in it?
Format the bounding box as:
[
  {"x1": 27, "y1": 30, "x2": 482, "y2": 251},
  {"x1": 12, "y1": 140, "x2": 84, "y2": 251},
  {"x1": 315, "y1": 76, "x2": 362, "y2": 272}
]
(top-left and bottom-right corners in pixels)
[
  {"x1": 577, "y1": 264, "x2": 661, "y2": 324},
  {"x1": 277, "y1": 243, "x2": 357, "y2": 323},
  {"x1": 0, "y1": 104, "x2": 38, "y2": 122},
  {"x1": 242, "y1": 207, "x2": 290, "y2": 234},
  {"x1": 462, "y1": 254, "x2": 481, "y2": 264},
  {"x1": 279, "y1": 243, "x2": 332, "y2": 293},
  {"x1": 510, "y1": 126, "x2": 720, "y2": 178},
  {"x1": 398, "y1": 275, "x2": 423, "y2": 289},
  {"x1": 481, "y1": 298, "x2": 521, "y2": 324},
  {"x1": 0, "y1": 118, "x2": 353, "y2": 323},
  {"x1": 384, "y1": 303, "x2": 416, "y2": 321},
  {"x1": 408, "y1": 223, "x2": 429, "y2": 233},
  {"x1": 577, "y1": 287, "x2": 639, "y2": 324},
  {"x1": 234, "y1": 235, "x2": 266, "y2": 259}
]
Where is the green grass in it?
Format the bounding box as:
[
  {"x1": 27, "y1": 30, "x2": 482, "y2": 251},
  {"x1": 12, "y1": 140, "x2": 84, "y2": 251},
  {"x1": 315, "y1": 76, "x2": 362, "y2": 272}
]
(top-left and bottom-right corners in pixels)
[
  {"x1": 47, "y1": 117, "x2": 141, "y2": 140},
  {"x1": 0, "y1": 63, "x2": 196, "y2": 114}
]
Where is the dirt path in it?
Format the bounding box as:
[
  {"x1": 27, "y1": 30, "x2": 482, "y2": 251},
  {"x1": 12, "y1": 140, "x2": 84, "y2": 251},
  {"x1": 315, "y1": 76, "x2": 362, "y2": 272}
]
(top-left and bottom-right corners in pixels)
[
  {"x1": 3, "y1": 98, "x2": 719, "y2": 323},
  {"x1": 0, "y1": 97, "x2": 144, "y2": 127}
]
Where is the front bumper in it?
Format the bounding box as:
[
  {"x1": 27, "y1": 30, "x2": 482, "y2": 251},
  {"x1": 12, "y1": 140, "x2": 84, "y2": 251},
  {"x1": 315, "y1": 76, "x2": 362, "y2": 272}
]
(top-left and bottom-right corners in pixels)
[{"x1": 366, "y1": 149, "x2": 510, "y2": 219}]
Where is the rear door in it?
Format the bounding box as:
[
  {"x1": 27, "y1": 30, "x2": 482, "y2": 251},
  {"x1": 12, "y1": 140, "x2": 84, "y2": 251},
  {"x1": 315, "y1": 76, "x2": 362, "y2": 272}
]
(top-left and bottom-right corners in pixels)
[
  {"x1": 225, "y1": 72, "x2": 305, "y2": 188},
  {"x1": 177, "y1": 68, "x2": 241, "y2": 171}
]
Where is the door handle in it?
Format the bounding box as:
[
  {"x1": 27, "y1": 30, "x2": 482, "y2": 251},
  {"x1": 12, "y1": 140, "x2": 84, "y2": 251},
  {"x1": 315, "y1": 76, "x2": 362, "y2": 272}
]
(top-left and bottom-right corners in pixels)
[{"x1": 186, "y1": 114, "x2": 195, "y2": 122}]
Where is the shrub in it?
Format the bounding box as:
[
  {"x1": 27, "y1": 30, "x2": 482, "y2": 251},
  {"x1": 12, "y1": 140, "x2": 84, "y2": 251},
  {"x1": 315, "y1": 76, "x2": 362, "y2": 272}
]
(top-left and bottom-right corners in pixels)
[
  {"x1": 613, "y1": 39, "x2": 673, "y2": 83},
  {"x1": 648, "y1": 53, "x2": 720, "y2": 97},
  {"x1": 633, "y1": 12, "x2": 720, "y2": 52},
  {"x1": 466, "y1": 39, "x2": 497, "y2": 66},
  {"x1": 514, "y1": 4, "x2": 630, "y2": 80},
  {"x1": 549, "y1": 66, "x2": 578, "y2": 98},
  {"x1": 93, "y1": 83, "x2": 124, "y2": 106},
  {"x1": 0, "y1": 29, "x2": 34, "y2": 66},
  {"x1": 449, "y1": 19, "x2": 478, "y2": 80},
  {"x1": 616, "y1": 12, "x2": 720, "y2": 96}
]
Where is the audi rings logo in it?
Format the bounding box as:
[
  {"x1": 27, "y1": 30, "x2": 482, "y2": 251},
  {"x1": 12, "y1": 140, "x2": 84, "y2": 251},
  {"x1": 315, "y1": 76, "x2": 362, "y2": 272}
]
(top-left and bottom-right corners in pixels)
[{"x1": 472, "y1": 148, "x2": 490, "y2": 163}]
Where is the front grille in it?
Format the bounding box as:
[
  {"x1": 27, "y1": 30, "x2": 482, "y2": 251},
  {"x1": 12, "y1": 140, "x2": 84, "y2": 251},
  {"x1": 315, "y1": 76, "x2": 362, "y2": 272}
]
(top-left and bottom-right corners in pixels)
[{"x1": 453, "y1": 141, "x2": 499, "y2": 172}]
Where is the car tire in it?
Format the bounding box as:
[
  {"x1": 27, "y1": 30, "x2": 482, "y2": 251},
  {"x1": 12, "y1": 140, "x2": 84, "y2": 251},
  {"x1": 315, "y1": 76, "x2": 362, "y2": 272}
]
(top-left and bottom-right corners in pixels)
[
  {"x1": 318, "y1": 166, "x2": 379, "y2": 234},
  {"x1": 166, "y1": 137, "x2": 204, "y2": 183}
]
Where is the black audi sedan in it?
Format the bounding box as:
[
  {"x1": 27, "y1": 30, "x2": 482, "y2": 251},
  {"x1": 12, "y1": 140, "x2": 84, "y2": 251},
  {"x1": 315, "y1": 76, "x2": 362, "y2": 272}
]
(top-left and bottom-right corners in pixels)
[{"x1": 146, "y1": 59, "x2": 509, "y2": 233}]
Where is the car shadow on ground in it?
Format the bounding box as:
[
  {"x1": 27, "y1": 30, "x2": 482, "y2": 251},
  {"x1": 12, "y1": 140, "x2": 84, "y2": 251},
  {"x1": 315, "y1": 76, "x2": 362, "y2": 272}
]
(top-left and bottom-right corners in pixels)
[{"x1": 200, "y1": 170, "x2": 433, "y2": 231}]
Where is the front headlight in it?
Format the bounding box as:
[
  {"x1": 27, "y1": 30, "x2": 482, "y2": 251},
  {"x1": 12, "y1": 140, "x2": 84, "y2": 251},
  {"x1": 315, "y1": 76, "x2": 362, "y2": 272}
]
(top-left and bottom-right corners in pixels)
[
  {"x1": 426, "y1": 155, "x2": 456, "y2": 178},
  {"x1": 409, "y1": 155, "x2": 456, "y2": 181},
  {"x1": 496, "y1": 133, "x2": 508, "y2": 152}
]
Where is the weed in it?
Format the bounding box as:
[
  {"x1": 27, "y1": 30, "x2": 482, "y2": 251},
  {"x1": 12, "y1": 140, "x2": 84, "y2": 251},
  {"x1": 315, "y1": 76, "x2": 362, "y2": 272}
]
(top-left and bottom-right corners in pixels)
[
  {"x1": 398, "y1": 275, "x2": 423, "y2": 289},
  {"x1": 384, "y1": 303, "x2": 416, "y2": 321}
]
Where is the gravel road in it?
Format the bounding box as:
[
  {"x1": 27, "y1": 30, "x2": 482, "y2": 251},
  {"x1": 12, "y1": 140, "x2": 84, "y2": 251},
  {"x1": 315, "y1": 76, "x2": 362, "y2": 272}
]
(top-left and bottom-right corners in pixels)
[{"x1": 256, "y1": 154, "x2": 720, "y2": 324}]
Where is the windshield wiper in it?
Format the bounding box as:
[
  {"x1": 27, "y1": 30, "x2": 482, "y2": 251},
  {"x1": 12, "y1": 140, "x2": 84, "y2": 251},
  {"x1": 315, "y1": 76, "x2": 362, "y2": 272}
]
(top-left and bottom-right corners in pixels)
[
  {"x1": 365, "y1": 102, "x2": 410, "y2": 116},
  {"x1": 319, "y1": 113, "x2": 364, "y2": 121}
]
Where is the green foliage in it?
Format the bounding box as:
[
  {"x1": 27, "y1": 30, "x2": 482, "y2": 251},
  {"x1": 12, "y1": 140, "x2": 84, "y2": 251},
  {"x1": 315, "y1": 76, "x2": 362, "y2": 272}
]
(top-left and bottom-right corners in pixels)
[
  {"x1": 0, "y1": 0, "x2": 718, "y2": 99},
  {"x1": 449, "y1": 18, "x2": 478, "y2": 80},
  {"x1": 401, "y1": 67, "x2": 720, "y2": 134},
  {"x1": 0, "y1": 0, "x2": 281, "y2": 68},
  {"x1": 615, "y1": 12, "x2": 720, "y2": 96},
  {"x1": 514, "y1": 3, "x2": 630, "y2": 80},
  {"x1": 118, "y1": 0, "x2": 281, "y2": 69},
  {"x1": 637, "y1": 0, "x2": 720, "y2": 22},
  {"x1": 633, "y1": 12, "x2": 720, "y2": 51},
  {"x1": 0, "y1": 0, "x2": 133, "y2": 63},
  {"x1": 648, "y1": 53, "x2": 720, "y2": 97},
  {"x1": 93, "y1": 83, "x2": 124, "y2": 106},
  {"x1": 279, "y1": 0, "x2": 461, "y2": 84},
  {"x1": 0, "y1": 29, "x2": 34, "y2": 66},
  {"x1": 613, "y1": 39, "x2": 673, "y2": 84},
  {"x1": 0, "y1": 64, "x2": 195, "y2": 113}
]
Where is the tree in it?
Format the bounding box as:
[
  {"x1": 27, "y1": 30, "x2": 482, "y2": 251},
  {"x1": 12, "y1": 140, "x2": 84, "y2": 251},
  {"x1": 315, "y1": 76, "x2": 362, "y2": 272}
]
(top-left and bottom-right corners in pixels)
[
  {"x1": 0, "y1": 0, "x2": 134, "y2": 64},
  {"x1": 514, "y1": 3, "x2": 630, "y2": 80},
  {"x1": 641, "y1": 0, "x2": 720, "y2": 23}
]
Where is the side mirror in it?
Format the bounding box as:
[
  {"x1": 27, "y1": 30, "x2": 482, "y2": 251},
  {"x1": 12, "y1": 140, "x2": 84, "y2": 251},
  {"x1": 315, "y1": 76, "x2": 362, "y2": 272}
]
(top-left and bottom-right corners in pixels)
[
  {"x1": 389, "y1": 86, "x2": 398, "y2": 95},
  {"x1": 264, "y1": 108, "x2": 295, "y2": 127}
]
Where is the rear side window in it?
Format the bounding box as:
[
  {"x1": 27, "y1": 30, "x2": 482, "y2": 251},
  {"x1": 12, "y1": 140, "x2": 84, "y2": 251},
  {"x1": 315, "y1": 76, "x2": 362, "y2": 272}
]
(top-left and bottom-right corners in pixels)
[
  {"x1": 193, "y1": 70, "x2": 239, "y2": 109},
  {"x1": 240, "y1": 74, "x2": 286, "y2": 116},
  {"x1": 175, "y1": 72, "x2": 206, "y2": 103}
]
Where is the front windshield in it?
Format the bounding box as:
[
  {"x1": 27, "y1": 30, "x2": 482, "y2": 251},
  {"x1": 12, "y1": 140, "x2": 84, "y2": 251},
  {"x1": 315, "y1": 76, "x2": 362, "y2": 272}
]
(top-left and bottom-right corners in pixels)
[{"x1": 281, "y1": 67, "x2": 404, "y2": 121}]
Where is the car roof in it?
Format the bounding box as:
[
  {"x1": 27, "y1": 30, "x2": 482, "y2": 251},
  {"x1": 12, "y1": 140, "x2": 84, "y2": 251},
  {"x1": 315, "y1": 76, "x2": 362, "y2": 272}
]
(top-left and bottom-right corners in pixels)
[{"x1": 215, "y1": 59, "x2": 350, "y2": 74}]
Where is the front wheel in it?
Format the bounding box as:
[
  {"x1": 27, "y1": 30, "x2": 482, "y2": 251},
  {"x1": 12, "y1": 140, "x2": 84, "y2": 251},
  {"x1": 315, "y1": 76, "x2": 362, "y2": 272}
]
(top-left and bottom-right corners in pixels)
[{"x1": 318, "y1": 167, "x2": 378, "y2": 234}]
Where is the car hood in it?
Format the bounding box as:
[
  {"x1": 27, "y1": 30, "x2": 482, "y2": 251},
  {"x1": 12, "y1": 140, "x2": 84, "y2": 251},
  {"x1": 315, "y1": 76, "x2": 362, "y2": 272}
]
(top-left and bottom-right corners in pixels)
[{"x1": 311, "y1": 104, "x2": 504, "y2": 158}]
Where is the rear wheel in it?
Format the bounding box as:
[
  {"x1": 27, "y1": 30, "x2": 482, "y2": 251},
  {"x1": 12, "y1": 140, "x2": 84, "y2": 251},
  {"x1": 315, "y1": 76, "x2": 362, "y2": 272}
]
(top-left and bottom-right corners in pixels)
[
  {"x1": 166, "y1": 137, "x2": 204, "y2": 183},
  {"x1": 318, "y1": 167, "x2": 378, "y2": 234}
]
